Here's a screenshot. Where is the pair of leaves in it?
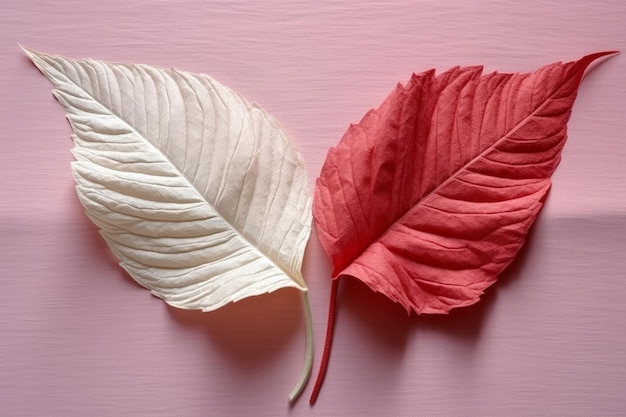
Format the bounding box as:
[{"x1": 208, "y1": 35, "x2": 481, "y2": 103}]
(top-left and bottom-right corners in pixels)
[{"x1": 25, "y1": 47, "x2": 614, "y2": 404}]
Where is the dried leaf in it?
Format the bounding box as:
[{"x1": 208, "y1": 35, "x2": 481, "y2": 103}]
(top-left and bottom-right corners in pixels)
[
  {"x1": 24, "y1": 47, "x2": 313, "y2": 402},
  {"x1": 310, "y1": 52, "x2": 616, "y2": 403}
]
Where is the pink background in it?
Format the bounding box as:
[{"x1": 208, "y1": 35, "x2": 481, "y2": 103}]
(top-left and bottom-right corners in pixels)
[{"x1": 2, "y1": 1, "x2": 626, "y2": 415}]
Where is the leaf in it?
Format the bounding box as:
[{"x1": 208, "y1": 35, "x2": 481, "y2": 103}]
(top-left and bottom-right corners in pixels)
[
  {"x1": 23, "y1": 47, "x2": 314, "y2": 402},
  {"x1": 309, "y1": 52, "x2": 617, "y2": 403}
]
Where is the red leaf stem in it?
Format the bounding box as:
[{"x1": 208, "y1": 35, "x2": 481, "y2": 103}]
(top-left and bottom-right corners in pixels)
[{"x1": 309, "y1": 278, "x2": 339, "y2": 405}]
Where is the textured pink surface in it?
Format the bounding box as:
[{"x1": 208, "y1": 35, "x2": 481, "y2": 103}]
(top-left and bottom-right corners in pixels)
[{"x1": 1, "y1": 1, "x2": 625, "y2": 415}]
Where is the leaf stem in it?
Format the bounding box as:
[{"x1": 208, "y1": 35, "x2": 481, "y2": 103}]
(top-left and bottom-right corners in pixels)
[
  {"x1": 309, "y1": 278, "x2": 339, "y2": 405},
  {"x1": 288, "y1": 290, "x2": 314, "y2": 403}
]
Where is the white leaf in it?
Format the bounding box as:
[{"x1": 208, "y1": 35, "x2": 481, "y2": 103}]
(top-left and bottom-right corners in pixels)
[{"x1": 24, "y1": 47, "x2": 313, "y2": 401}]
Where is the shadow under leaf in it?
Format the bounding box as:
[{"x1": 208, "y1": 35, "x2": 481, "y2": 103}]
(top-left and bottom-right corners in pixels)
[
  {"x1": 337, "y1": 209, "x2": 541, "y2": 353},
  {"x1": 166, "y1": 287, "x2": 304, "y2": 373}
]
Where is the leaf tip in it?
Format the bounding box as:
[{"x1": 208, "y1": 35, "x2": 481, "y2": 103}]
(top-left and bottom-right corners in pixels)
[
  {"x1": 580, "y1": 50, "x2": 620, "y2": 67},
  {"x1": 20, "y1": 44, "x2": 48, "y2": 71},
  {"x1": 560, "y1": 50, "x2": 619, "y2": 87},
  {"x1": 19, "y1": 44, "x2": 38, "y2": 59},
  {"x1": 586, "y1": 50, "x2": 619, "y2": 60}
]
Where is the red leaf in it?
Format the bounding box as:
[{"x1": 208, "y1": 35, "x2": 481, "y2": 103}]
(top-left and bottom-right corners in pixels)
[{"x1": 310, "y1": 52, "x2": 616, "y2": 404}]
